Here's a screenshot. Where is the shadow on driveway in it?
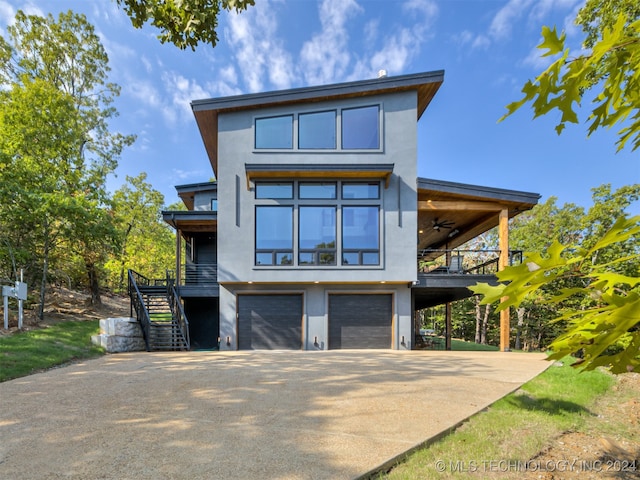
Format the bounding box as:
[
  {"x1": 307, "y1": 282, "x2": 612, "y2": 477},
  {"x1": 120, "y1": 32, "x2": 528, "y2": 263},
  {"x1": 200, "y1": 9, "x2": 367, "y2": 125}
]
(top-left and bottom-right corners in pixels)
[{"x1": 0, "y1": 350, "x2": 550, "y2": 479}]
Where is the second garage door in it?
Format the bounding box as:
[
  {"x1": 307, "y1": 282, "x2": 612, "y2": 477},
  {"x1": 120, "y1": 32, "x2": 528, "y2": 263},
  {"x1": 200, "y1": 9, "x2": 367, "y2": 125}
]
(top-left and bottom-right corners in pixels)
[
  {"x1": 237, "y1": 294, "x2": 303, "y2": 349},
  {"x1": 328, "y1": 294, "x2": 392, "y2": 349}
]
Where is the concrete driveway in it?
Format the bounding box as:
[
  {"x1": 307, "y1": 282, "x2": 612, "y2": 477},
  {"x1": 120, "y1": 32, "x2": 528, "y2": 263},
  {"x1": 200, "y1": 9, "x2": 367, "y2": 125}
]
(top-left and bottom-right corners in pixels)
[{"x1": 0, "y1": 350, "x2": 549, "y2": 479}]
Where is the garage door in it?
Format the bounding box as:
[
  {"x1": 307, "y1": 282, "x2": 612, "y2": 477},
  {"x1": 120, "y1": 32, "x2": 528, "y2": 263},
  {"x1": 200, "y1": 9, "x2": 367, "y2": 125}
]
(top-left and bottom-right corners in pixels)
[
  {"x1": 237, "y1": 294, "x2": 303, "y2": 349},
  {"x1": 329, "y1": 294, "x2": 392, "y2": 349}
]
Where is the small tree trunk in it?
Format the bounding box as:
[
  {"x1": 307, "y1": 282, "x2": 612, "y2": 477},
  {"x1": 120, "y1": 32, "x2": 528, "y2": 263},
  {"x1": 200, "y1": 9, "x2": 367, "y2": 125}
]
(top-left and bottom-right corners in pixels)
[
  {"x1": 514, "y1": 307, "x2": 525, "y2": 350},
  {"x1": 37, "y1": 219, "x2": 50, "y2": 322},
  {"x1": 86, "y1": 261, "x2": 102, "y2": 307},
  {"x1": 474, "y1": 296, "x2": 482, "y2": 343},
  {"x1": 481, "y1": 304, "x2": 491, "y2": 344}
]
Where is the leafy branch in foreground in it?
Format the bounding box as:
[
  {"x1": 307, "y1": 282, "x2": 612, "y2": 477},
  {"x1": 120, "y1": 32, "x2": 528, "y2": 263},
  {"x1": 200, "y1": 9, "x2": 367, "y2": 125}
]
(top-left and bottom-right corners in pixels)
[
  {"x1": 116, "y1": 0, "x2": 255, "y2": 50},
  {"x1": 471, "y1": 215, "x2": 640, "y2": 374},
  {"x1": 500, "y1": 12, "x2": 640, "y2": 151}
]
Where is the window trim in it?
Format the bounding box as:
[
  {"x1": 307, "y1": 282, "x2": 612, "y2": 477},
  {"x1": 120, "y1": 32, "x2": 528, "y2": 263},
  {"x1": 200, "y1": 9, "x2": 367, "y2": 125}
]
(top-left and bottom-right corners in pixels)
[
  {"x1": 254, "y1": 180, "x2": 382, "y2": 268},
  {"x1": 253, "y1": 103, "x2": 383, "y2": 153}
]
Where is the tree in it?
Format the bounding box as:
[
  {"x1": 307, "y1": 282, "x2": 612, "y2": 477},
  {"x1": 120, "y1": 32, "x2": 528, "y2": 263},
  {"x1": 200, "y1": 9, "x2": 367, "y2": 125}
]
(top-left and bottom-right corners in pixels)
[
  {"x1": 0, "y1": 11, "x2": 134, "y2": 314},
  {"x1": 500, "y1": 1, "x2": 640, "y2": 151},
  {"x1": 106, "y1": 173, "x2": 176, "y2": 291},
  {"x1": 475, "y1": 0, "x2": 640, "y2": 373},
  {"x1": 116, "y1": 0, "x2": 255, "y2": 50},
  {"x1": 472, "y1": 214, "x2": 639, "y2": 373}
]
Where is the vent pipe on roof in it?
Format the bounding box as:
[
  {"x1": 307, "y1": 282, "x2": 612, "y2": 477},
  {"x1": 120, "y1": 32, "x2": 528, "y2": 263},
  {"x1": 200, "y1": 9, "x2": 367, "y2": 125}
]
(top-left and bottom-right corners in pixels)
[{"x1": 377, "y1": 69, "x2": 387, "y2": 78}]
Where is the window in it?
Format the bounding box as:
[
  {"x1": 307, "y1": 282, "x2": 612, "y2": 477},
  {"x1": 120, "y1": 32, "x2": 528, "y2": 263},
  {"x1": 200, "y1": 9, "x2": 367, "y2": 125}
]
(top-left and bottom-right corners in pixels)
[
  {"x1": 299, "y1": 182, "x2": 336, "y2": 199},
  {"x1": 255, "y1": 115, "x2": 293, "y2": 149},
  {"x1": 256, "y1": 182, "x2": 293, "y2": 199},
  {"x1": 342, "y1": 182, "x2": 380, "y2": 199},
  {"x1": 342, "y1": 206, "x2": 379, "y2": 265},
  {"x1": 211, "y1": 199, "x2": 218, "y2": 212},
  {"x1": 255, "y1": 181, "x2": 381, "y2": 267},
  {"x1": 254, "y1": 105, "x2": 381, "y2": 151},
  {"x1": 299, "y1": 207, "x2": 336, "y2": 265},
  {"x1": 255, "y1": 206, "x2": 293, "y2": 265},
  {"x1": 299, "y1": 110, "x2": 336, "y2": 149},
  {"x1": 342, "y1": 105, "x2": 380, "y2": 149}
]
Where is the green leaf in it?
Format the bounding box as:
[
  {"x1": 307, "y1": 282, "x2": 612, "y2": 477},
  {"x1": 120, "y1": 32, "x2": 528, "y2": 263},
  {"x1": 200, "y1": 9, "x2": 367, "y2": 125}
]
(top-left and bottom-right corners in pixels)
[{"x1": 539, "y1": 26, "x2": 566, "y2": 57}]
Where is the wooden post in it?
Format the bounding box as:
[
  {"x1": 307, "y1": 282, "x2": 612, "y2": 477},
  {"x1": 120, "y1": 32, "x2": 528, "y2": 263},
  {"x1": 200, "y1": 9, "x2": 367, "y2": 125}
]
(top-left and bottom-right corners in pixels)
[
  {"x1": 498, "y1": 209, "x2": 510, "y2": 351},
  {"x1": 176, "y1": 230, "x2": 182, "y2": 286}
]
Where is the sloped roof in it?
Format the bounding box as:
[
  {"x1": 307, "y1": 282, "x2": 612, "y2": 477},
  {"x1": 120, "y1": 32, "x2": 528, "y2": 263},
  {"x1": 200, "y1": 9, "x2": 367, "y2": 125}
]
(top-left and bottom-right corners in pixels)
[{"x1": 191, "y1": 70, "x2": 444, "y2": 177}]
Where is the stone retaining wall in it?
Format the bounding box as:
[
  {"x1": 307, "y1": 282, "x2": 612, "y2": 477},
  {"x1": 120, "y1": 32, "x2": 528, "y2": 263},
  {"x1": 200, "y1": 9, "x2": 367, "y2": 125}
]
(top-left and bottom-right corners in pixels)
[{"x1": 91, "y1": 317, "x2": 145, "y2": 353}]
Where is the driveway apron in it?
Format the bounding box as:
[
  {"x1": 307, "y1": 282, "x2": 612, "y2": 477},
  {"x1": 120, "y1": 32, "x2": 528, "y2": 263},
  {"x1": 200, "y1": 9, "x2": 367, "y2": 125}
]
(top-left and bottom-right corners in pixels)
[{"x1": 0, "y1": 350, "x2": 550, "y2": 479}]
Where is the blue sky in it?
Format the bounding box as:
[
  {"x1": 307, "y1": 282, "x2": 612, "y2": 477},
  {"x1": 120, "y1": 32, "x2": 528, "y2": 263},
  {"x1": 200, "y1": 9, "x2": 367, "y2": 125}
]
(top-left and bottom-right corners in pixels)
[{"x1": 1, "y1": 0, "x2": 638, "y2": 212}]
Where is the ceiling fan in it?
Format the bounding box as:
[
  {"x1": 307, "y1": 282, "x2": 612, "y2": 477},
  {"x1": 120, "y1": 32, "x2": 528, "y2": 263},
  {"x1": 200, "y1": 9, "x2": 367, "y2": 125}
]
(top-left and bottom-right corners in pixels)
[{"x1": 432, "y1": 218, "x2": 455, "y2": 231}]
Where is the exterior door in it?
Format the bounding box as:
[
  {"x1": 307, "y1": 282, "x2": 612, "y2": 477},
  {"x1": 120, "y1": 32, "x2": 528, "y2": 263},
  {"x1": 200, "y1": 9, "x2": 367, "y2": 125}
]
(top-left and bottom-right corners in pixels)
[
  {"x1": 328, "y1": 294, "x2": 392, "y2": 349},
  {"x1": 184, "y1": 297, "x2": 219, "y2": 350},
  {"x1": 237, "y1": 294, "x2": 303, "y2": 349}
]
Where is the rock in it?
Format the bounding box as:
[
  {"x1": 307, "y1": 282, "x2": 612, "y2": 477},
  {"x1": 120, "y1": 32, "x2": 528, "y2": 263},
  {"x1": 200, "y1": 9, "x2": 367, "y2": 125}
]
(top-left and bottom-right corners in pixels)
[{"x1": 91, "y1": 317, "x2": 145, "y2": 353}]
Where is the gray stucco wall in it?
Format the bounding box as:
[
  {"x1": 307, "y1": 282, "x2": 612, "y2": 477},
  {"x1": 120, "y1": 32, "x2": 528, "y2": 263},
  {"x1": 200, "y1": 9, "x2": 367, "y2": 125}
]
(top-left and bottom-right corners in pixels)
[
  {"x1": 218, "y1": 284, "x2": 413, "y2": 351},
  {"x1": 215, "y1": 90, "x2": 419, "y2": 350}
]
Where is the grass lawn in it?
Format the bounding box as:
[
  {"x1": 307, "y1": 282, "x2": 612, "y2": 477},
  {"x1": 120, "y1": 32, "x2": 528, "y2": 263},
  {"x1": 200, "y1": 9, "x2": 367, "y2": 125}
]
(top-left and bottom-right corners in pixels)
[
  {"x1": 451, "y1": 338, "x2": 499, "y2": 351},
  {"x1": 378, "y1": 357, "x2": 619, "y2": 479},
  {"x1": 0, "y1": 320, "x2": 104, "y2": 382}
]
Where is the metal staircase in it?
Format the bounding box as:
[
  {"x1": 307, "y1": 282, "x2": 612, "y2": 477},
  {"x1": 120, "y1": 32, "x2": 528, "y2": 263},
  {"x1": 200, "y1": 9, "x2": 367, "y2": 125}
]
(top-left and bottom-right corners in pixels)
[{"x1": 128, "y1": 270, "x2": 190, "y2": 351}]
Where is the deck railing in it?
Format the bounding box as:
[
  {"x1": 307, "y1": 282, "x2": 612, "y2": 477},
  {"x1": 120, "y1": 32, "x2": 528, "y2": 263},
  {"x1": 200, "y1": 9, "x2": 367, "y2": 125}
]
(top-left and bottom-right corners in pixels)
[
  {"x1": 166, "y1": 274, "x2": 190, "y2": 350},
  {"x1": 173, "y1": 263, "x2": 218, "y2": 286},
  {"x1": 417, "y1": 249, "x2": 523, "y2": 274},
  {"x1": 127, "y1": 269, "x2": 152, "y2": 351}
]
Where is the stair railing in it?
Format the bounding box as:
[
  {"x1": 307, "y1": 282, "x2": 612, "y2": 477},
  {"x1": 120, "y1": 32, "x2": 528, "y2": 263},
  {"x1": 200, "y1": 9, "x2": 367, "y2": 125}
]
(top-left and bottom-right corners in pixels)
[
  {"x1": 167, "y1": 274, "x2": 190, "y2": 350},
  {"x1": 128, "y1": 269, "x2": 152, "y2": 351}
]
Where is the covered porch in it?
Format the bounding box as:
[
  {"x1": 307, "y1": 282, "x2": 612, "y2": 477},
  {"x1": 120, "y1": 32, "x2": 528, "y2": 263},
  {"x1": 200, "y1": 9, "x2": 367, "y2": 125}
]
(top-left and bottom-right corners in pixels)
[{"x1": 413, "y1": 178, "x2": 540, "y2": 351}]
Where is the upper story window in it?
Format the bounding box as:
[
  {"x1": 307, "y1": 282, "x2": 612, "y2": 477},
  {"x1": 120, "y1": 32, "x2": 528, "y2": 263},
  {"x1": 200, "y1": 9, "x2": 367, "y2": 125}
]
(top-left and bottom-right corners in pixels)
[
  {"x1": 342, "y1": 182, "x2": 380, "y2": 199},
  {"x1": 255, "y1": 182, "x2": 293, "y2": 199},
  {"x1": 254, "y1": 180, "x2": 381, "y2": 267},
  {"x1": 211, "y1": 199, "x2": 218, "y2": 211},
  {"x1": 299, "y1": 111, "x2": 336, "y2": 149},
  {"x1": 342, "y1": 105, "x2": 380, "y2": 149},
  {"x1": 255, "y1": 115, "x2": 293, "y2": 149},
  {"x1": 254, "y1": 104, "x2": 381, "y2": 151},
  {"x1": 299, "y1": 182, "x2": 337, "y2": 199}
]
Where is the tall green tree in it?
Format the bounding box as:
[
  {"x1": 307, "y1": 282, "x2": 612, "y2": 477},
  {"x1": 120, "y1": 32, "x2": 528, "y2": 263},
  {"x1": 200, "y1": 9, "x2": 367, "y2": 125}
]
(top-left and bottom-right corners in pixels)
[
  {"x1": 106, "y1": 173, "x2": 175, "y2": 291},
  {"x1": 116, "y1": 0, "x2": 255, "y2": 50},
  {"x1": 474, "y1": 0, "x2": 640, "y2": 373},
  {"x1": 0, "y1": 11, "x2": 134, "y2": 316}
]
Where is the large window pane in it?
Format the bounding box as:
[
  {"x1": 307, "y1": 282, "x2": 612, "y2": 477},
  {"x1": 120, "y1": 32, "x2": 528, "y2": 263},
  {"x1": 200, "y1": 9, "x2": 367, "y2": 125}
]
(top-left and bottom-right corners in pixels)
[
  {"x1": 299, "y1": 182, "x2": 336, "y2": 199},
  {"x1": 299, "y1": 206, "x2": 336, "y2": 265},
  {"x1": 342, "y1": 105, "x2": 379, "y2": 149},
  {"x1": 255, "y1": 182, "x2": 293, "y2": 199},
  {"x1": 342, "y1": 182, "x2": 380, "y2": 199},
  {"x1": 255, "y1": 115, "x2": 293, "y2": 149},
  {"x1": 256, "y1": 206, "x2": 293, "y2": 265},
  {"x1": 342, "y1": 206, "x2": 379, "y2": 265},
  {"x1": 299, "y1": 110, "x2": 336, "y2": 149}
]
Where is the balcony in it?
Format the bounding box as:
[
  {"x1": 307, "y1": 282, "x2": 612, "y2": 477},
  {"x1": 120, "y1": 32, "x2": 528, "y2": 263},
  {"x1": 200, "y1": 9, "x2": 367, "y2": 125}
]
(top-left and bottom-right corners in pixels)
[
  {"x1": 414, "y1": 249, "x2": 522, "y2": 309},
  {"x1": 172, "y1": 263, "x2": 219, "y2": 297}
]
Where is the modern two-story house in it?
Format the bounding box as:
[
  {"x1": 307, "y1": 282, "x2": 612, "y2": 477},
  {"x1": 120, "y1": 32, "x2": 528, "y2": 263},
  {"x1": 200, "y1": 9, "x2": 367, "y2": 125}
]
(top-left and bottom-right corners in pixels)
[{"x1": 131, "y1": 70, "x2": 539, "y2": 352}]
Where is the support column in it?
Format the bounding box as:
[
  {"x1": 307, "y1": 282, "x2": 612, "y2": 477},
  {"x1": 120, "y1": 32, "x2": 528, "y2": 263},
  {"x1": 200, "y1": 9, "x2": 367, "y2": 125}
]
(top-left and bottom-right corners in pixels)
[
  {"x1": 176, "y1": 230, "x2": 182, "y2": 286},
  {"x1": 498, "y1": 209, "x2": 510, "y2": 352}
]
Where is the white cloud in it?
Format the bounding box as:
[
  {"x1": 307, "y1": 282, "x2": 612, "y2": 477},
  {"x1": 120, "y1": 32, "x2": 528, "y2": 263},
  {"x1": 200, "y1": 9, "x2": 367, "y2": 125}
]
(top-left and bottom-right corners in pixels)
[
  {"x1": 351, "y1": 0, "x2": 438, "y2": 80},
  {"x1": 529, "y1": 0, "x2": 582, "y2": 23},
  {"x1": 226, "y1": 0, "x2": 294, "y2": 92},
  {"x1": 489, "y1": 0, "x2": 535, "y2": 40},
  {"x1": 162, "y1": 71, "x2": 210, "y2": 123},
  {"x1": 299, "y1": 0, "x2": 363, "y2": 85},
  {"x1": 521, "y1": 45, "x2": 555, "y2": 70},
  {"x1": 0, "y1": 1, "x2": 14, "y2": 26}
]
